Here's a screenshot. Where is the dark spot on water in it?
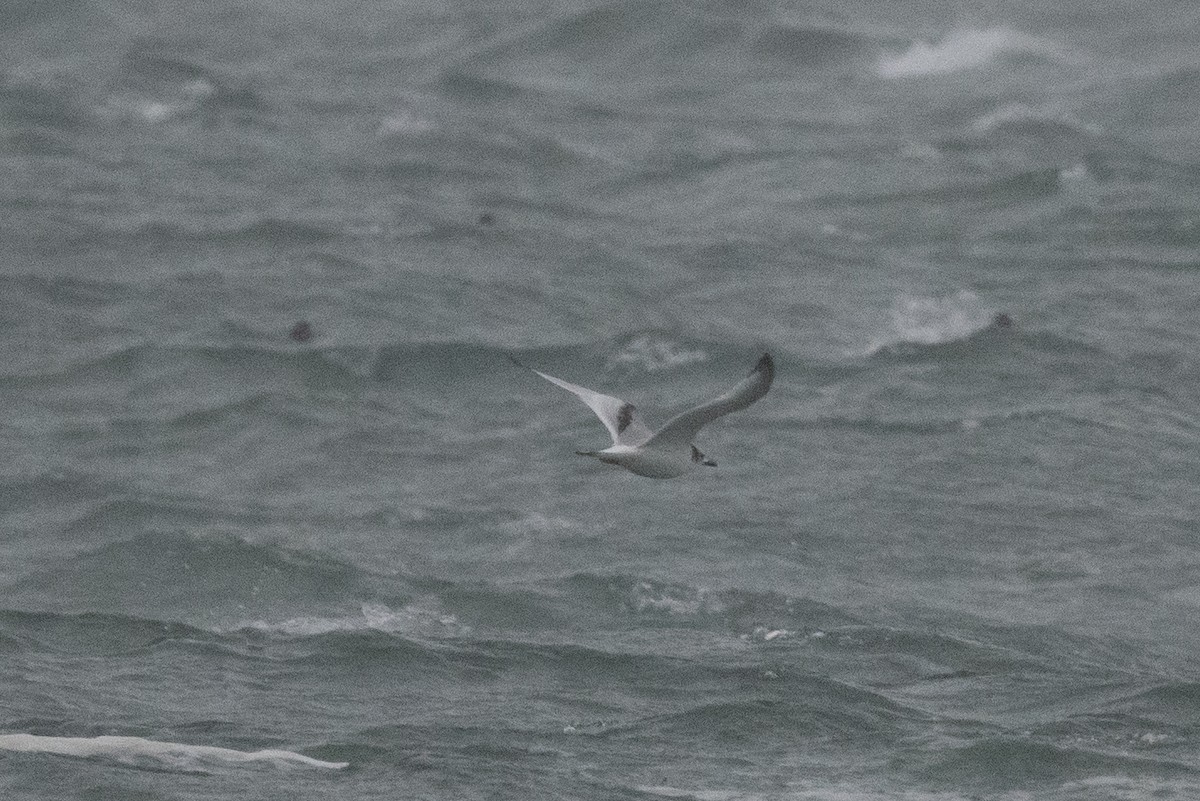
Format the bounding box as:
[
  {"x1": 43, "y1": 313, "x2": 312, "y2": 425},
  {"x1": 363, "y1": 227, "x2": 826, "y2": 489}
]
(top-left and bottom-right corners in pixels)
[
  {"x1": 477, "y1": 212, "x2": 495, "y2": 226},
  {"x1": 289, "y1": 321, "x2": 313, "y2": 342},
  {"x1": 992, "y1": 312, "x2": 1014, "y2": 329}
]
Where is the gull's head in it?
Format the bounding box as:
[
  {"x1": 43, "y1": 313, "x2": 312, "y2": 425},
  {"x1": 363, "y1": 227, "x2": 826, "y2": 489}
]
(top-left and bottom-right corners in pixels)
[{"x1": 691, "y1": 444, "x2": 717, "y2": 468}]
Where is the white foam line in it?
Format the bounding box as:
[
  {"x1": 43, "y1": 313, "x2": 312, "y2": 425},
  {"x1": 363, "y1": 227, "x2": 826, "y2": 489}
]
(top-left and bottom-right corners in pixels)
[
  {"x1": 877, "y1": 27, "x2": 1053, "y2": 79},
  {"x1": 0, "y1": 733, "x2": 348, "y2": 770}
]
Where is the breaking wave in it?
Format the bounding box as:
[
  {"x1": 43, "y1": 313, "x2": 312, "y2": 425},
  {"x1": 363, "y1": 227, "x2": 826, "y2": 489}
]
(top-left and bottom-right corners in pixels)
[
  {"x1": 877, "y1": 27, "x2": 1064, "y2": 79},
  {"x1": 0, "y1": 733, "x2": 346, "y2": 771}
]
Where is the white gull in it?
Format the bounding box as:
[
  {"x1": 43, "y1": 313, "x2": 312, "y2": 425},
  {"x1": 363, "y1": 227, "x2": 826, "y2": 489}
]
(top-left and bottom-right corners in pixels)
[{"x1": 515, "y1": 352, "x2": 774, "y2": 479}]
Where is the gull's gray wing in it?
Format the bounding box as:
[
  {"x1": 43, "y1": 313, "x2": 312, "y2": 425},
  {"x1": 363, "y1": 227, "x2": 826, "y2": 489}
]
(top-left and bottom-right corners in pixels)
[
  {"x1": 643, "y1": 353, "x2": 774, "y2": 447},
  {"x1": 513, "y1": 359, "x2": 654, "y2": 446}
]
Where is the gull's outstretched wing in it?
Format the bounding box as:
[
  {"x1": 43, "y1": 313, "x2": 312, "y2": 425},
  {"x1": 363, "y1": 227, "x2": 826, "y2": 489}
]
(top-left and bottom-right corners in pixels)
[
  {"x1": 644, "y1": 353, "x2": 774, "y2": 447},
  {"x1": 513, "y1": 358, "x2": 654, "y2": 446}
]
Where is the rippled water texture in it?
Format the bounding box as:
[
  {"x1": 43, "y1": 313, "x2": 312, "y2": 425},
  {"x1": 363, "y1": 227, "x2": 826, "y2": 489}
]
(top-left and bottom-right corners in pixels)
[{"x1": 3, "y1": 0, "x2": 1200, "y2": 799}]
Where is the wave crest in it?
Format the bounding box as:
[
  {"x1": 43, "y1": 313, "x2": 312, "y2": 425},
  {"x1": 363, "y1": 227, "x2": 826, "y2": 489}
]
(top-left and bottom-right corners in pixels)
[
  {"x1": 607, "y1": 333, "x2": 709, "y2": 372},
  {"x1": 0, "y1": 733, "x2": 346, "y2": 771},
  {"x1": 866, "y1": 290, "x2": 999, "y2": 354},
  {"x1": 232, "y1": 600, "x2": 466, "y2": 639},
  {"x1": 877, "y1": 27, "x2": 1060, "y2": 79}
]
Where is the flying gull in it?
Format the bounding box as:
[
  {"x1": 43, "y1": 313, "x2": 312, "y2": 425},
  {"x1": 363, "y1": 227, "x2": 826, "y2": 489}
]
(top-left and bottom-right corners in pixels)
[{"x1": 514, "y1": 352, "x2": 774, "y2": 478}]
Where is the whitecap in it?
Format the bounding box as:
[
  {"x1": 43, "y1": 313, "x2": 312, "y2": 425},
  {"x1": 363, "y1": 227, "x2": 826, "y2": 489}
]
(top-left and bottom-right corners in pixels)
[
  {"x1": 877, "y1": 27, "x2": 1054, "y2": 79},
  {"x1": 629, "y1": 581, "x2": 722, "y2": 617},
  {"x1": 137, "y1": 100, "x2": 179, "y2": 122},
  {"x1": 865, "y1": 290, "x2": 996, "y2": 354},
  {"x1": 608, "y1": 335, "x2": 708, "y2": 372},
  {"x1": 970, "y1": 102, "x2": 1102, "y2": 136},
  {"x1": 234, "y1": 600, "x2": 466, "y2": 638},
  {"x1": 103, "y1": 80, "x2": 216, "y2": 124},
  {"x1": 501, "y1": 512, "x2": 584, "y2": 535},
  {"x1": 0, "y1": 733, "x2": 347, "y2": 771},
  {"x1": 635, "y1": 787, "x2": 759, "y2": 801}
]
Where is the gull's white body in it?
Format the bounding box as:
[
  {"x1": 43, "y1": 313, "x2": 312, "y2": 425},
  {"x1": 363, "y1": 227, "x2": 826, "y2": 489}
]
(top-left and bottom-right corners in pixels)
[
  {"x1": 585, "y1": 443, "x2": 695, "y2": 479},
  {"x1": 516, "y1": 352, "x2": 775, "y2": 479}
]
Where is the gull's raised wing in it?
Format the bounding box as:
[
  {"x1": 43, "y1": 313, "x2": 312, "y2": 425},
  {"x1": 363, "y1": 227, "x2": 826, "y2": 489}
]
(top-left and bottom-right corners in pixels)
[
  {"x1": 513, "y1": 358, "x2": 654, "y2": 446},
  {"x1": 644, "y1": 353, "x2": 774, "y2": 447}
]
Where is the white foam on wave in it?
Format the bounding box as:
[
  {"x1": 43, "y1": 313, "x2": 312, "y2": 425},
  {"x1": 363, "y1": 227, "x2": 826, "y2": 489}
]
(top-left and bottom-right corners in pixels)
[
  {"x1": 877, "y1": 27, "x2": 1054, "y2": 79},
  {"x1": 970, "y1": 102, "x2": 1102, "y2": 136},
  {"x1": 866, "y1": 290, "x2": 996, "y2": 354},
  {"x1": 103, "y1": 79, "x2": 217, "y2": 124},
  {"x1": 234, "y1": 600, "x2": 466, "y2": 638},
  {"x1": 0, "y1": 733, "x2": 347, "y2": 771},
  {"x1": 608, "y1": 335, "x2": 708, "y2": 373},
  {"x1": 749, "y1": 626, "x2": 789, "y2": 642},
  {"x1": 636, "y1": 788, "x2": 753, "y2": 801},
  {"x1": 638, "y1": 785, "x2": 976, "y2": 800},
  {"x1": 629, "y1": 581, "x2": 723, "y2": 617}
]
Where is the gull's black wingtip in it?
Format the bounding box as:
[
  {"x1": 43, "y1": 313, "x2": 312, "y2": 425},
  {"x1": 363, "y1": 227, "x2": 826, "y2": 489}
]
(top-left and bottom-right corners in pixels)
[{"x1": 754, "y1": 352, "x2": 774, "y2": 375}]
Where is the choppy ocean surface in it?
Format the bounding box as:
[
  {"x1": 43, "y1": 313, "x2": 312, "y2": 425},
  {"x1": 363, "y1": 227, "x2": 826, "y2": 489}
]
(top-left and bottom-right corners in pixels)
[{"x1": 4, "y1": 0, "x2": 1200, "y2": 798}]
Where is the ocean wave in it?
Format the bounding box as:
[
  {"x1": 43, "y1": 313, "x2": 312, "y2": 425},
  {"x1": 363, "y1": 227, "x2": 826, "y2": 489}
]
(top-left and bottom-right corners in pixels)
[
  {"x1": 369, "y1": 335, "x2": 765, "y2": 389},
  {"x1": 780, "y1": 400, "x2": 1136, "y2": 440},
  {"x1": 1120, "y1": 65, "x2": 1200, "y2": 127},
  {"x1": 1103, "y1": 681, "x2": 1200, "y2": 727},
  {"x1": 140, "y1": 390, "x2": 308, "y2": 433},
  {"x1": 0, "y1": 79, "x2": 88, "y2": 132},
  {"x1": 5, "y1": 340, "x2": 364, "y2": 388},
  {"x1": 467, "y1": 1, "x2": 881, "y2": 87},
  {"x1": 0, "y1": 733, "x2": 346, "y2": 771},
  {"x1": 100, "y1": 82, "x2": 213, "y2": 125},
  {"x1": 750, "y1": 22, "x2": 873, "y2": 68},
  {"x1": 826, "y1": 164, "x2": 1064, "y2": 212},
  {"x1": 613, "y1": 674, "x2": 927, "y2": 743},
  {"x1": 632, "y1": 784, "x2": 969, "y2": 801},
  {"x1": 7, "y1": 335, "x2": 764, "y2": 416},
  {"x1": 606, "y1": 333, "x2": 709, "y2": 372},
  {"x1": 864, "y1": 290, "x2": 1000, "y2": 355},
  {"x1": 634, "y1": 787, "x2": 764, "y2": 801},
  {"x1": 560, "y1": 573, "x2": 862, "y2": 634},
  {"x1": 121, "y1": 48, "x2": 213, "y2": 85},
  {"x1": 115, "y1": 217, "x2": 335, "y2": 247},
  {"x1": 371, "y1": 340, "x2": 531, "y2": 384},
  {"x1": 857, "y1": 294, "x2": 1118, "y2": 369},
  {"x1": 786, "y1": 415, "x2": 969, "y2": 436},
  {"x1": 471, "y1": 1, "x2": 728, "y2": 70},
  {"x1": 969, "y1": 102, "x2": 1103, "y2": 138},
  {"x1": 377, "y1": 108, "x2": 439, "y2": 137},
  {"x1": 804, "y1": 624, "x2": 1043, "y2": 677},
  {"x1": 6, "y1": 531, "x2": 402, "y2": 623},
  {"x1": 0, "y1": 592, "x2": 495, "y2": 678},
  {"x1": 876, "y1": 27, "x2": 1063, "y2": 79},
  {"x1": 232, "y1": 600, "x2": 466, "y2": 639},
  {"x1": 108, "y1": 45, "x2": 271, "y2": 126},
  {"x1": 435, "y1": 70, "x2": 530, "y2": 103},
  {"x1": 918, "y1": 736, "x2": 1191, "y2": 791},
  {"x1": 0, "y1": 466, "x2": 102, "y2": 512},
  {"x1": 0, "y1": 79, "x2": 88, "y2": 154},
  {"x1": 1, "y1": 0, "x2": 84, "y2": 29},
  {"x1": 0, "y1": 273, "x2": 127, "y2": 310},
  {"x1": 0, "y1": 608, "x2": 212, "y2": 655}
]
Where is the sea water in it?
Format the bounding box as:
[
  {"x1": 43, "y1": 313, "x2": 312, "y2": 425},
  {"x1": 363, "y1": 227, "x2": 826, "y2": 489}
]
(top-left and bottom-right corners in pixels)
[{"x1": 3, "y1": 1, "x2": 1200, "y2": 799}]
